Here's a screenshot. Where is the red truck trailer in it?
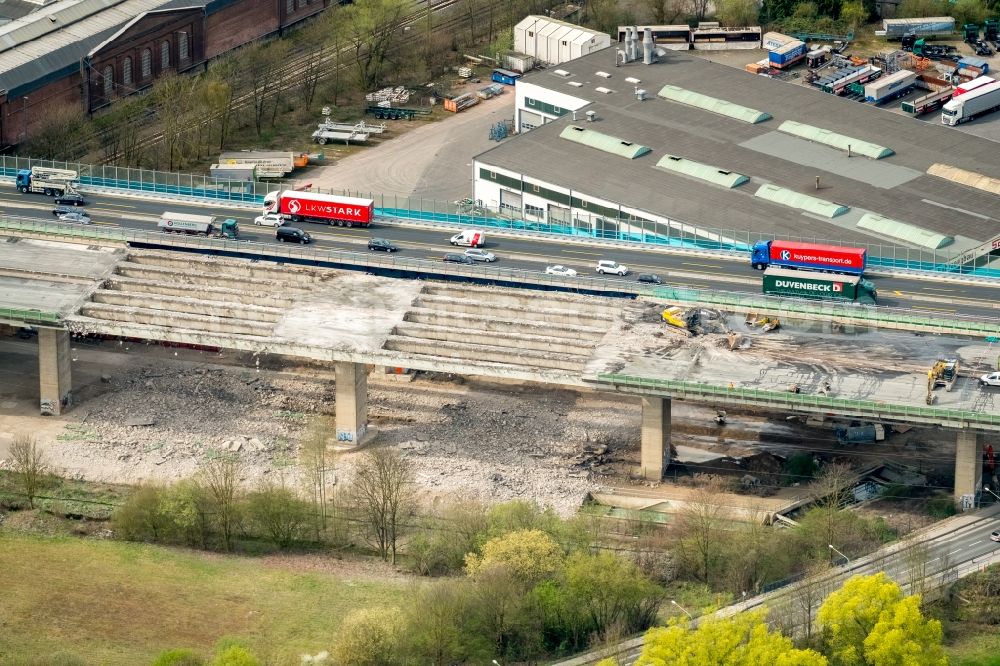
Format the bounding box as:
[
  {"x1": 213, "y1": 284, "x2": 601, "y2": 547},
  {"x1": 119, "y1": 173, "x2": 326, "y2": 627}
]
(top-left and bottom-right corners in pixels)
[
  {"x1": 750, "y1": 240, "x2": 867, "y2": 275},
  {"x1": 263, "y1": 190, "x2": 374, "y2": 227}
]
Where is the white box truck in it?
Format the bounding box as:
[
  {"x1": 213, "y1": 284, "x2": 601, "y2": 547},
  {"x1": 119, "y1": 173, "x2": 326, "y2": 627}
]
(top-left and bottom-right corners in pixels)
[{"x1": 941, "y1": 80, "x2": 1000, "y2": 124}]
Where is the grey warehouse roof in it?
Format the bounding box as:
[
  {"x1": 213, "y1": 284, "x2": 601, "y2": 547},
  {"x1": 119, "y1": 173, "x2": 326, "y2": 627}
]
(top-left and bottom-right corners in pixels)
[
  {"x1": 478, "y1": 48, "x2": 1000, "y2": 249},
  {"x1": 0, "y1": 0, "x2": 189, "y2": 97}
]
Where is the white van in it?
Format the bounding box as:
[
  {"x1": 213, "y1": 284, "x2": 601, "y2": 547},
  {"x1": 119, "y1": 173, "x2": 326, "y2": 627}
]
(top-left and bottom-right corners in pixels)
[{"x1": 449, "y1": 229, "x2": 486, "y2": 247}]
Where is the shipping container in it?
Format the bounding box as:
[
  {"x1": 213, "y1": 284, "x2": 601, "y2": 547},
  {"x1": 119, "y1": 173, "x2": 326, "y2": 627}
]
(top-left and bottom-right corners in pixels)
[
  {"x1": 864, "y1": 69, "x2": 917, "y2": 103},
  {"x1": 219, "y1": 151, "x2": 295, "y2": 178},
  {"x1": 769, "y1": 40, "x2": 807, "y2": 68},
  {"x1": 502, "y1": 53, "x2": 535, "y2": 73},
  {"x1": 882, "y1": 17, "x2": 955, "y2": 38},
  {"x1": 491, "y1": 68, "x2": 522, "y2": 86},
  {"x1": 751, "y1": 240, "x2": 867, "y2": 274},
  {"x1": 210, "y1": 164, "x2": 256, "y2": 182},
  {"x1": 762, "y1": 267, "x2": 877, "y2": 304},
  {"x1": 762, "y1": 31, "x2": 796, "y2": 49},
  {"x1": 444, "y1": 93, "x2": 480, "y2": 113}
]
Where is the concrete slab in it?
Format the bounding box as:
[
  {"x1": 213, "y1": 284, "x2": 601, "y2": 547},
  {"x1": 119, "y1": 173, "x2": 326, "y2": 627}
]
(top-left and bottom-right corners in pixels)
[
  {"x1": 0, "y1": 237, "x2": 123, "y2": 280},
  {"x1": 0, "y1": 275, "x2": 95, "y2": 315}
]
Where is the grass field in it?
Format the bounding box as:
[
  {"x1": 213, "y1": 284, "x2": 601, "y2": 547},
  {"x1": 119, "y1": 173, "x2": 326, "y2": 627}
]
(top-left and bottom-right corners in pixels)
[
  {"x1": 945, "y1": 621, "x2": 1000, "y2": 666},
  {"x1": 0, "y1": 530, "x2": 410, "y2": 665}
]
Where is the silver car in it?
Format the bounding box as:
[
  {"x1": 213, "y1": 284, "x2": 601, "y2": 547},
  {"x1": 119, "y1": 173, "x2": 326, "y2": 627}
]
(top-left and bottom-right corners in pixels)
[
  {"x1": 464, "y1": 248, "x2": 496, "y2": 262},
  {"x1": 58, "y1": 212, "x2": 92, "y2": 225}
]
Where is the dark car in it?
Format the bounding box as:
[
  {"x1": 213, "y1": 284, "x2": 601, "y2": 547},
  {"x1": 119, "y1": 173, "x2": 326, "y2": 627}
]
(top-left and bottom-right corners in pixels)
[
  {"x1": 443, "y1": 253, "x2": 474, "y2": 265},
  {"x1": 637, "y1": 273, "x2": 663, "y2": 284},
  {"x1": 368, "y1": 238, "x2": 398, "y2": 252},
  {"x1": 54, "y1": 193, "x2": 86, "y2": 206},
  {"x1": 276, "y1": 226, "x2": 312, "y2": 244},
  {"x1": 52, "y1": 205, "x2": 74, "y2": 217}
]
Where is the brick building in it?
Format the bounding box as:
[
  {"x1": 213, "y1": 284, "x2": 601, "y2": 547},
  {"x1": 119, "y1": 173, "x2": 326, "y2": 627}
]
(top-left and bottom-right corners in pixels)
[{"x1": 0, "y1": 0, "x2": 330, "y2": 149}]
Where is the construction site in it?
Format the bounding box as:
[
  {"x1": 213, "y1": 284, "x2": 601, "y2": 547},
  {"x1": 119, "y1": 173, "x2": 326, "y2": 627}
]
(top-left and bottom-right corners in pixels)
[{"x1": 1, "y1": 236, "x2": 997, "y2": 520}]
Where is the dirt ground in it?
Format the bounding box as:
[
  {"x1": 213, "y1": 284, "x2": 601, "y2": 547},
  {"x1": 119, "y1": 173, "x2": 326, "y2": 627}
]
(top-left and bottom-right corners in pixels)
[{"x1": 0, "y1": 332, "x2": 965, "y2": 516}]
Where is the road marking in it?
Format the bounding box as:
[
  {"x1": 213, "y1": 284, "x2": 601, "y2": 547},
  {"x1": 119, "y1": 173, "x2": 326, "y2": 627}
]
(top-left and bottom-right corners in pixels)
[
  {"x1": 682, "y1": 262, "x2": 725, "y2": 269},
  {"x1": 911, "y1": 305, "x2": 956, "y2": 313},
  {"x1": 919, "y1": 287, "x2": 955, "y2": 293},
  {"x1": 561, "y1": 249, "x2": 603, "y2": 257},
  {"x1": 893, "y1": 290, "x2": 902, "y2": 296},
  {"x1": 96, "y1": 202, "x2": 136, "y2": 209}
]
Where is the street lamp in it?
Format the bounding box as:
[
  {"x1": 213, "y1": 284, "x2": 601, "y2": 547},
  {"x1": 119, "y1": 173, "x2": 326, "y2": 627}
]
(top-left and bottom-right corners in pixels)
[
  {"x1": 829, "y1": 544, "x2": 851, "y2": 565},
  {"x1": 671, "y1": 599, "x2": 694, "y2": 620},
  {"x1": 984, "y1": 486, "x2": 1000, "y2": 502}
]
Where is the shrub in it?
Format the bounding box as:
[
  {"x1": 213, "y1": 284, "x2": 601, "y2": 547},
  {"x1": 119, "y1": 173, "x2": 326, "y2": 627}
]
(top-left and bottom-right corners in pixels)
[{"x1": 152, "y1": 648, "x2": 205, "y2": 665}]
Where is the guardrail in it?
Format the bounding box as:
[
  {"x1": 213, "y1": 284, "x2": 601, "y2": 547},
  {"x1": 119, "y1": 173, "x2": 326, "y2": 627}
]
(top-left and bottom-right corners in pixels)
[
  {"x1": 4, "y1": 155, "x2": 999, "y2": 279},
  {"x1": 597, "y1": 373, "x2": 1000, "y2": 429},
  {"x1": 3, "y1": 216, "x2": 999, "y2": 337},
  {"x1": 0, "y1": 307, "x2": 61, "y2": 324}
]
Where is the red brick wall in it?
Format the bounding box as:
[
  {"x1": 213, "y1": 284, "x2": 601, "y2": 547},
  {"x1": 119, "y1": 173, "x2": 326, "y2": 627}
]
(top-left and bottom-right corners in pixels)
[
  {"x1": 1, "y1": 73, "x2": 83, "y2": 147},
  {"x1": 204, "y1": 1, "x2": 280, "y2": 59}
]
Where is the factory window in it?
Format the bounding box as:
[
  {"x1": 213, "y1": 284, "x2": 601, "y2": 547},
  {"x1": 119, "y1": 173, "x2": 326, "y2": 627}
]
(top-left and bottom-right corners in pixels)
[
  {"x1": 553, "y1": 106, "x2": 561, "y2": 113},
  {"x1": 532, "y1": 184, "x2": 540, "y2": 192},
  {"x1": 527, "y1": 98, "x2": 536, "y2": 106},
  {"x1": 562, "y1": 40, "x2": 568, "y2": 45},
  {"x1": 141, "y1": 48, "x2": 152, "y2": 78},
  {"x1": 102, "y1": 66, "x2": 113, "y2": 97},
  {"x1": 521, "y1": 123, "x2": 536, "y2": 131},
  {"x1": 178, "y1": 32, "x2": 189, "y2": 62},
  {"x1": 122, "y1": 57, "x2": 132, "y2": 86},
  {"x1": 528, "y1": 30, "x2": 534, "y2": 37},
  {"x1": 161, "y1": 41, "x2": 170, "y2": 68},
  {"x1": 525, "y1": 204, "x2": 544, "y2": 218}
]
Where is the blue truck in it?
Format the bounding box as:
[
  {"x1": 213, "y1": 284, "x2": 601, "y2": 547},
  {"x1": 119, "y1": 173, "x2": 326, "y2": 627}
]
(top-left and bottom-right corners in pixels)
[
  {"x1": 750, "y1": 240, "x2": 867, "y2": 275},
  {"x1": 15, "y1": 166, "x2": 78, "y2": 197}
]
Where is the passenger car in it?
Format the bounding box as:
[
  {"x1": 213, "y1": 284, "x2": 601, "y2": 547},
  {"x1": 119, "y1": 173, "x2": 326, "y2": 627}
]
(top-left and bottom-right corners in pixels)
[
  {"x1": 980, "y1": 372, "x2": 1000, "y2": 387},
  {"x1": 57, "y1": 212, "x2": 91, "y2": 224},
  {"x1": 637, "y1": 273, "x2": 663, "y2": 284},
  {"x1": 254, "y1": 213, "x2": 285, "y2": 227},
  {"x1": 54, "y1": 193, "x2": 86, "y2": 206},
  {"x1": 596, "y1": 260, "x2": 629, "y2": 276},
  {"x1": 52, "y1": 205, "x2": 74, "y2": 217},
  {"x1": 464, "y1": 248, "x2": 496, "y2": 262},
  {"x1": 545, "y1": 265, "x2": 577, "y2": 277},
  {"x1": 368, "y1": 238, "x2": 398, "y2": 252},
  {"x1": 443, "y1": 253, "x2": 474, "y2": 264},
  {"x1": 991, "y1": 529, "x2": 1000, "y2": 542},
  {"x1": 276, "y1": 226, "x2": 312, "y2": 244}
]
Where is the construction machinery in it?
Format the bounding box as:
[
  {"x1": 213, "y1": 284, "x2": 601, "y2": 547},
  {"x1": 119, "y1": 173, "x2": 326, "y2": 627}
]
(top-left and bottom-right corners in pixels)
[{"x1": 926, "y1": 358, "x2": 960, "y2": 404}]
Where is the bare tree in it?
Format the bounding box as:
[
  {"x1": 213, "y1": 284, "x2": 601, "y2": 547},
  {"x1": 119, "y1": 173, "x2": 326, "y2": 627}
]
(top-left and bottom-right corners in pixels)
[
  {"x1": 295, "y1": 16, "x2": 336, "y2": 110},
  {"x1": 675, "y1": 477, "x2": 727, "y2": 585},
  {"x1": 689, "y1": 0, "x2": 712, "y2": 20},
  {"x1": 242, "y1": 41, "x2": 289, "y2": 136},
  {"x1": 301, "y1": 418, "x2": 335, "y2": 539},
  {"x1": 809, "y1": 462, "x2": 856, "y2": 554},
  {"x1": 10, "y1": 435, "x2": 47, "y2": 508},
  {"x1": 785, "y1": 560, "x2": 834, "y2": 643},
  {"x1": 904, "y1": 541, "x2": 932, "y2": 599},
  {"x1": 24, "y1": 105, "x2": 92, "y2": 160},
  {"x1": 352, "y1": 447, "x2": 413, "y2": 563},
  {"x1": 201, "y1": 456, "x2": 244, "y2": 551},
  {"x1": 153, "y1": 74, "x2": 198, "y2": 170}
]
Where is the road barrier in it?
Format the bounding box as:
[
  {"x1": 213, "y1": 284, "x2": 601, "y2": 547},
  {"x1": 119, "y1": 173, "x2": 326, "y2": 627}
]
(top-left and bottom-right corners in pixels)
[
  {"x1": 2, "y1": 215, "x2": 998, "y2": 337},
  {"x1": 2, "y1": 155, "x2": 998, "y2": 278},
  {"x1": 0, "y1": 307, "x2": 60, "y2": 325}
]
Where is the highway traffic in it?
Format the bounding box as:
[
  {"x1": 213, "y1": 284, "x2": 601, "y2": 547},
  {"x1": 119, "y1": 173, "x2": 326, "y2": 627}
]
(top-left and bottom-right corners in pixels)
[{"x1": 3, "y1": 184, "x2": 999, "y2": 320}]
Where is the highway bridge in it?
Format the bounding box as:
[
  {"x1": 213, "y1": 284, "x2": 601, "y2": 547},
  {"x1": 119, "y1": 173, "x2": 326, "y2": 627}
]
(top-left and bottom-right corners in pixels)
[{"x1": 1, "y1": 224, "x2": 996, "y2": 506}]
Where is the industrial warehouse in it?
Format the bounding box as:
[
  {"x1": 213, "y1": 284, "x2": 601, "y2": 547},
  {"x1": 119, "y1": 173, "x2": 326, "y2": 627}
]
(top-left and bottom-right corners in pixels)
[{"x1": 471, "y1": 32, "x2": 1000, "y2": 266}]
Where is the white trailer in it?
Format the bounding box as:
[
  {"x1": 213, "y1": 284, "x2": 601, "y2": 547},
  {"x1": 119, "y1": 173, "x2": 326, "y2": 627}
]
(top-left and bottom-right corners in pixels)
[
  {"x1": 941, "y1": 80, "x2": 1000, "y2": 125},
  {"x1": 864, "y1": 69, "x2": 917, "y2": 103},
  {"x1": 219, "y1": 151, "x2": 294, "y2": 178},
  {"x1": 158, "y1": 211, "x2": 217, "y2": 235}
]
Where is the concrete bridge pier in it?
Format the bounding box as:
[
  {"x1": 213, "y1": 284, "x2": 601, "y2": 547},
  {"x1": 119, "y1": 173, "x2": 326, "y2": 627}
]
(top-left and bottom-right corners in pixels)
[
  {"x1": 335, "y1": 362, "x2": 368, "y2": 446},
  {"x1": 954, "y1": 431, "x2": 983, "y2": 505},
  {"x1": 640, "y1": 396, "x2": 671, "y2": 480},
  {"x1": 38, "y1": 329, "x2": 72, "y2": 416}
]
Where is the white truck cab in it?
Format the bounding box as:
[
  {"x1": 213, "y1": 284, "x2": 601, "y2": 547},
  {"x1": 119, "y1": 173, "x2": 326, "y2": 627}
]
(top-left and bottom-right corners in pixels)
[{"x1": 450, "y1": 229, "x2": 486, "y2": 247}]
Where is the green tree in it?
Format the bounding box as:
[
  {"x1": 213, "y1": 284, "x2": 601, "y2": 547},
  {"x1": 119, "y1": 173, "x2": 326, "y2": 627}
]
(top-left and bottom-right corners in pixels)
[
  {"x1": 465, "y1": 529, "x2": 564, "y2": 584},
  {"x1": 245, "y1": 481, "x2": 311, "y2": 548},
  {"x1": 863, "y1": 596, "x2": 947, "y2": 666},
  {"x1": 636, "y1": 608, "x2": 828, "y2": 665},
  {"x1": 114, "y1": 485, "x2": 169, "y2": 541},
  {"x1": 152, "y1": 648, "x2": 204, "y2": 665},
  {"x1": 951, "y1": 0, "x2": 988, "y2": 27},
  {"x1": 332, "y1": 607, "x2": 403, "y2": 666},
  {"x1": 408, "y1": 500, "x2": 488, "y2": 576},
  {"x1": 840, "y1": 0, "x2": 867, "y2": 29},
  {"x1": 401, "y1": 581, "x2": 481, "y2": 665},
  {"x1": 897, "y1": 0, "x2": 948, "y2": 17},
  {"x1": 564, "y1": 552, "x2": 663, "y2": 639},
  {"x1": 160, "y1": 479, "x2": 213, "y2": 548},
  {"x1": 717, "y1": 0, "x2": 760, "y2": 25},
  {"x1": 344, "y1": 0, "x2": 410, "y2": 91},
  {"x1": 817, "y1": 573, "x2": 945, "y2": 666},
  {"x1": 9, "y1": 434, "x2": 47, "y2": 509}
]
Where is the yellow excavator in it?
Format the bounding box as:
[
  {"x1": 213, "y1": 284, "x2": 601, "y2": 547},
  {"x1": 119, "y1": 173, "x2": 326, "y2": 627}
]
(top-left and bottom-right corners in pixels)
[{"x1": 926, "y1": 358, "x2": 959, "y2": 404}]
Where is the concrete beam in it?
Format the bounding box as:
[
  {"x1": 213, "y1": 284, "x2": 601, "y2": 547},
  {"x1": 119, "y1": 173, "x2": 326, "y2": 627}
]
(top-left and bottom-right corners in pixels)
[
  {"x1": 640, "y1": 396, "x2": 671, "y2": 480},
  {"x1": 335, "y1": 361, "x2": 368, "y2": 446},
  {"x1": 405, "y1": 309, "x2": 607, "y2": 341},
  {"x1": 92, "y1": 290, "x2": 283, "y2": 321},
  {"x1": 107, "y1": 276, "x2": 291, "y2": 307},
  {"x1": 80, "y1": 303, "x2": 268, "y2": 337},
  {"x1": 383, "y1": 336, "x2": 586, "y2": 371},
  {"x1": 38, "y1": 328, "x2": 72, "y2": 415},
  {"x1": 422, "y1": 284, "x2": 622, "y2": 316},
  {"x1": 955, "y1": 431, "x2": 983, "y2": 507},
  {"x1": 392, "y1": 322, "x2": 595, "y2": 355},
  {"x1": 412, "y1": 295, "x2": 611, "y2": 326}
]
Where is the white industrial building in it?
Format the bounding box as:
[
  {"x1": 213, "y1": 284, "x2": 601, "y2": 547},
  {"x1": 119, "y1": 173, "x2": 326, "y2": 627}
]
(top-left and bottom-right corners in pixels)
[{"x1": 514, "y1": 16, "x2": 611, "y2": 66}]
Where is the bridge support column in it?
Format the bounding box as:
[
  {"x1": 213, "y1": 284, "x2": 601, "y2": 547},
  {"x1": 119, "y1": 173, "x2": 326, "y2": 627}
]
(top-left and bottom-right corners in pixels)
[
  {"x1": 335, "y1": 362, "x2": 367, "y2": 446},
  {"x1": 640, "y1": 397, "x2": 671, "y2": 480},
  {"x1": 38, "y1": 329, "x2": 72, "y2": 416},
  {"x1": 954, "y1": 431, "x2": 982, "y2": 505}
]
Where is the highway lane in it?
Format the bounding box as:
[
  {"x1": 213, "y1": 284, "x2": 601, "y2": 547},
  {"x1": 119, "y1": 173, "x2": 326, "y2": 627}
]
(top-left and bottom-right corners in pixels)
[{"x1": 3, "y1": 186, "x2": 999, "y2": 320}]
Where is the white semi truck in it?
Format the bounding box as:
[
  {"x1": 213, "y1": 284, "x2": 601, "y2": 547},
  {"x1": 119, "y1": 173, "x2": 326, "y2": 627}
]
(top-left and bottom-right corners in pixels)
[{"x1": 941, "y1": 80, "x2": 1000, "y2": 125}]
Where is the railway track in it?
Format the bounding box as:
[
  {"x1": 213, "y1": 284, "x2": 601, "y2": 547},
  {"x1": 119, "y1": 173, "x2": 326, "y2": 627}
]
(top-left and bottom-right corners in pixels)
[{"x1": 83, "y1": 0, "x2": 487, "y2": 166}]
